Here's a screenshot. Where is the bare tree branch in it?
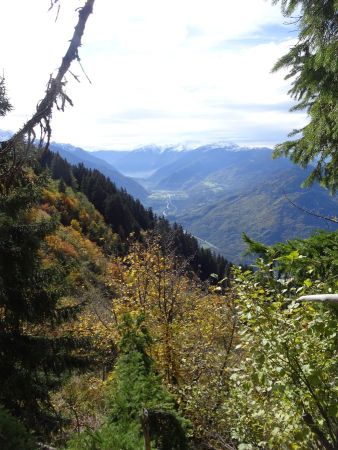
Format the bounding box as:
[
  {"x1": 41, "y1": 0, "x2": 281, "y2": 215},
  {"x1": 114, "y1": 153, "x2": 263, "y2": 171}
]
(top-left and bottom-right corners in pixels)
[
  {"x1": 282, "y1": 189, "x2": 338, "y2": 224},
  {"x1": 0, "y1": 0, "x2": 95, "y2": 188}
]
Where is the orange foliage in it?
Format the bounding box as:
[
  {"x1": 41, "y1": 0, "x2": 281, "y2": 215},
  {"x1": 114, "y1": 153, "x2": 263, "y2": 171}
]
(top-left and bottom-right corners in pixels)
[
  {"x1": 42, "y1": 187, "x2": 61, "y2": 205},
  {"x1": 45, "y1": 234, "x2": 80, "y2": 260}
]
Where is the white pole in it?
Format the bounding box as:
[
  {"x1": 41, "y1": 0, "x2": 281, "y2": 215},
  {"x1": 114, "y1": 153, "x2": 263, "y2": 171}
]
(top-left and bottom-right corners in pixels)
[{"x1": 297, "y1": 294, "x2": 338, "y2": 304}]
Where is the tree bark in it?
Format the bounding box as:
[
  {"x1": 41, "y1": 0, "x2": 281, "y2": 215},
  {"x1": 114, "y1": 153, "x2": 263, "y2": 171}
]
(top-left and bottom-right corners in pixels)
[{"x1": 141, "y1": 408, "x2": 151, "y2": 450}]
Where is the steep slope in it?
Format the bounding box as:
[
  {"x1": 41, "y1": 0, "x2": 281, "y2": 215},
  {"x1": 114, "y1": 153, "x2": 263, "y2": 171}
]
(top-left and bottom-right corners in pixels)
[
  {"x1": 50, "y1": 142, "x2": 148, "y2": 200},
  {"x1": 177, "y1": 170, "x2": 338, "y2": 262}
]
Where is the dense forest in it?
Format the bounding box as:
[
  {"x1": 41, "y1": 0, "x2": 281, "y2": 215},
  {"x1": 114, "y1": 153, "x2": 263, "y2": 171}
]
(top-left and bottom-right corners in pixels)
[{"x1": 0, "y1": 0, "x2": 337, "y2": 449}]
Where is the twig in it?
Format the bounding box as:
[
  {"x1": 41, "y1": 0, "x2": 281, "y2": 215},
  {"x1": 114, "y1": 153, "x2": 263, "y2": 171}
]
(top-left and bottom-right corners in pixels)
[
  {"x1": 282, "y1": 189, "x2": 338, "y2": 224},
  {"x1": 76, "y1": 56, "x2": 92, "y2": 84}
]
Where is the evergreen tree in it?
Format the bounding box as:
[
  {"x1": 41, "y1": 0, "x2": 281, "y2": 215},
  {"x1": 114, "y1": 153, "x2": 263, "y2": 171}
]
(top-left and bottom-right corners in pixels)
[
  {"x1": 68, "y1": 315, "x2": 189, "y2": 450},
  {"x1": 272, "y1": 0, "x2": 338, "y2": 193},
  {"x1": 50, "y1": 152, "x2": 77, "y2": 187},
  {"x1": 0, "y1": 0, "x2": 96, "y2": 438},
  {"x1": 0, "y1": 166, "x2": 86, "y2": 433},
  {"x1": 0, "y1": 76, "x2": 12, "y2": 117},
  {"x1": 0, "y1": 405, "x2": 36, "y2": 450}
]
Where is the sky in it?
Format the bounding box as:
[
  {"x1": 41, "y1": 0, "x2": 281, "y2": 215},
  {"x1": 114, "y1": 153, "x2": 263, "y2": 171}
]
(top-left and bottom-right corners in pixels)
[{"x1": 1, "y1": 0, "x2": 306, "y2": 150}]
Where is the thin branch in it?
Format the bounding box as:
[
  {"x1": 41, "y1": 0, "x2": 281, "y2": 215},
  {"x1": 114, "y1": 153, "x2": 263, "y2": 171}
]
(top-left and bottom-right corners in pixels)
[
  {"x1": 48, "y1": 0, "x2": 61, "y2": 22},
  {"x1": 53, "y1": 4, "x2": 61, "y2": 23},
  {"x1": 69, "y1": 71, "x2": 81, "y2": 83},
  {"x1": 282, "y1": 189, "x2": 338, "y2": 224},
  {"x1": 76, "y1": 56, "x2": 92, "y2": 84},
  {"x1": 48, "y1": 0, "x2": 60, "y2": 11}
]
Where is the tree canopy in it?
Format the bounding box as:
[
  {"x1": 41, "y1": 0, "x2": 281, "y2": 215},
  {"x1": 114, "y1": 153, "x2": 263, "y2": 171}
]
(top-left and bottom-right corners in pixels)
[{"x1": 272, "y1": 0, "x2": 338, "y2": 193}]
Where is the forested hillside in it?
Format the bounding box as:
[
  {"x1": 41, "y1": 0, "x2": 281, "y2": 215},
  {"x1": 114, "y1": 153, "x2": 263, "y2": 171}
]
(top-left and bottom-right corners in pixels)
[{"x1": 50, "y1": 141, "x2": 149, "y2": 201}]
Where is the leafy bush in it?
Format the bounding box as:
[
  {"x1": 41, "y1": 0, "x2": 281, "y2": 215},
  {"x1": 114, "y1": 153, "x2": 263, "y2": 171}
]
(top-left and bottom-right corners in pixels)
[{"x1": 224, "y1": 254, "x2": 338, "y2": 449}]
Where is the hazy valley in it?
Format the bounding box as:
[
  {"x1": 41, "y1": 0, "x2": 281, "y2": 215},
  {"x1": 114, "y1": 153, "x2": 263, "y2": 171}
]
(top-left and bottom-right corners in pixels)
[{"x1": 63, "y1": 142, "x2": 338, "y2": 262}]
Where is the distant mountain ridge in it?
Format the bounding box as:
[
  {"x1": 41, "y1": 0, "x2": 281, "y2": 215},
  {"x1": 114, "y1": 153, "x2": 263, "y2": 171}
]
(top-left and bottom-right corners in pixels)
[
  {"x1": 92, "y1": 143, "x2": 247, "y2": 178},
  {"x1": 39, "y1": 147, "x2": 230, "y2": 280},
  {"x1": 93, "y1": 146, "x2": 183, "y2": 178},
  {"x1": 50, "y1": 142, "x2": 148, "y2": 200}
]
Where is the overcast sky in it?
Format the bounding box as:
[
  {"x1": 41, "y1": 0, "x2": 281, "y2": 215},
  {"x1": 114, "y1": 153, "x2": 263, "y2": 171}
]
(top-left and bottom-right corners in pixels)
[{"x1": 1, "y1": 0, "x2": 306, "y2": 150}]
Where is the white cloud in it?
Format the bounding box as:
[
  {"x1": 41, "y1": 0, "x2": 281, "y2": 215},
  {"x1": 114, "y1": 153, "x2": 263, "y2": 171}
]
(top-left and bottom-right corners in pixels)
[{"x1": 0, "y1": 0, "x2": 304, "y2": 149}]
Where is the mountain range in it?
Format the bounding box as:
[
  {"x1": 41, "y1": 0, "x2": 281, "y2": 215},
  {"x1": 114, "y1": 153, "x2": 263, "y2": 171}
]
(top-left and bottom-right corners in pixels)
[
  {"x1": 1, "y1": 129, "x2": 336, "y2": 262},
  {"x1": 92, "y1": 144, "x2": 338, "y2": 262}
]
